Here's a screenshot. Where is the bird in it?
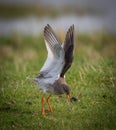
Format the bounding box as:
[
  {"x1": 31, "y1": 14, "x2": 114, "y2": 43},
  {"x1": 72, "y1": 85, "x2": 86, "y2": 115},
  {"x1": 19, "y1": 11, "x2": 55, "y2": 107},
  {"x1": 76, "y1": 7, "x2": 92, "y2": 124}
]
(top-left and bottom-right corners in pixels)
[{"x1": 32, "y1": 24, "x2": 75, "y2": 115}]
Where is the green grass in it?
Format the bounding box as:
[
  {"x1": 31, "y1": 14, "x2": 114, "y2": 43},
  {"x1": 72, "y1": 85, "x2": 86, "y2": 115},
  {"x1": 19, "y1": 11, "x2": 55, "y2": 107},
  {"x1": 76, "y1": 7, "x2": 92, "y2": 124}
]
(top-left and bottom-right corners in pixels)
[{"x1": 0, "y1": 33, "x2": 116, "y2": 130}]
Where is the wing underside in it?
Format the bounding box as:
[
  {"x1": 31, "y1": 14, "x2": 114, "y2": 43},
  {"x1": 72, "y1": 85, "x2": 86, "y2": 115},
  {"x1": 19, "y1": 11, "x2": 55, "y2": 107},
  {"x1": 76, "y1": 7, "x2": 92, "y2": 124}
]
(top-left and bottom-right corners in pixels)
[{"x1": 38, "y1": 24, "x2": 65, "y2": 82}]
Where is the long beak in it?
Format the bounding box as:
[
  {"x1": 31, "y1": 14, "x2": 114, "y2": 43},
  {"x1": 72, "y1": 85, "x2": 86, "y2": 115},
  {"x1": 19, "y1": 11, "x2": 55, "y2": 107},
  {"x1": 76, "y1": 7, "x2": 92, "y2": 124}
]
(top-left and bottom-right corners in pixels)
[{"x1": 67, "y1": 94, "x2": 71, "y2": 101}]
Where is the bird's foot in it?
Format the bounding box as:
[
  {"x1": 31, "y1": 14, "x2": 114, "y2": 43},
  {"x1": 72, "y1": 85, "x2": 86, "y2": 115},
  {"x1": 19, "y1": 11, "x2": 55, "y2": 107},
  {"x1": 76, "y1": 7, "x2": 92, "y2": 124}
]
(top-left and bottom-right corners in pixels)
[
  {"x1": 49, "y1": 109, "x2": 53, "y2": 113},
  {"x1": 41, "y1": 109, "x2": 45, "y2": 115}
]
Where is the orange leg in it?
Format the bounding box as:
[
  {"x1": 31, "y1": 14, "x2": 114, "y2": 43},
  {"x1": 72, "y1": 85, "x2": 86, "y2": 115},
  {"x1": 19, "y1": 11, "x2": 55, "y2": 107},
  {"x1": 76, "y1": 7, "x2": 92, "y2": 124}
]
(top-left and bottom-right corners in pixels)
[
  {"x1": 41, "y1": 96, "x2": 45, "y2": 115},
  {"x1": 46, "y1": 95, "x2": 53, "y2": 113}
]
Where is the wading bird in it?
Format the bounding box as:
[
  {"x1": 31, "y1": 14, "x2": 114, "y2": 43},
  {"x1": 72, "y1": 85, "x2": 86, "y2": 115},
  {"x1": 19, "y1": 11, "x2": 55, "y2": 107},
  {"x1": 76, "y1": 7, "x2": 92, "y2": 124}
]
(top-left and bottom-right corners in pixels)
[{"x1": 33, "y1": 24, "x2": 75, "y2": 115}]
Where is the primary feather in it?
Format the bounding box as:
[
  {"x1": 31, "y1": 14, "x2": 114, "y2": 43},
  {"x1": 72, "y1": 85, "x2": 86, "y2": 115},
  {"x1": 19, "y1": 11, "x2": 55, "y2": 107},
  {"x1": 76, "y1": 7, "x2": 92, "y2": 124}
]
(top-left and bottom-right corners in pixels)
[
  {"x1": 38, "y1": 24, "x2": 65, "y2": 85},
  {"x1": 60, "y1": 25, "x2": 74, "y2": 77}
]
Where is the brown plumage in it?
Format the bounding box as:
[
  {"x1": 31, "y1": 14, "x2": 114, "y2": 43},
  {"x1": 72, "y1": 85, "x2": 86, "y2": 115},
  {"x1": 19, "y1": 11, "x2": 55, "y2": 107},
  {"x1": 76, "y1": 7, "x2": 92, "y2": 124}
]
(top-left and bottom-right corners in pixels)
[
  {"x1": 32, "y1": 24, "x2": 75, "y2": 115},
  {"x1": 60, "y1": 25, "x2": 74, "y2": 77}
]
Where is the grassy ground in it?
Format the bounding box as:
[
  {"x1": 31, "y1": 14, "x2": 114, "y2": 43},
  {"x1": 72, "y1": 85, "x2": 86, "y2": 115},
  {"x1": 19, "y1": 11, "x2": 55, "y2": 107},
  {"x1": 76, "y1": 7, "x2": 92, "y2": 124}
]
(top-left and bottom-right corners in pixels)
[{"x1": 0, "y1": 33, "x2": 116, "y2": 130}]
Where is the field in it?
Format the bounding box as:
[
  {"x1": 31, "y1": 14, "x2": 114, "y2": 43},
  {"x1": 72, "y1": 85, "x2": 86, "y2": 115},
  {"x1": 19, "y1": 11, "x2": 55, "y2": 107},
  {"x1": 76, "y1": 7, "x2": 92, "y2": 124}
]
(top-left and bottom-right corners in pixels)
[{"x1": 0, "y1": 32, "x2": 116, "y2": 130}]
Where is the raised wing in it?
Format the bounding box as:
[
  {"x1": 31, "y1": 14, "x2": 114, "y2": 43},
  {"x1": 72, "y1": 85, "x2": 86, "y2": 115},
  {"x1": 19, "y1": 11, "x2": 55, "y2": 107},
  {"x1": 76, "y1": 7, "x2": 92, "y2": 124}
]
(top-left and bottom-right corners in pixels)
[
  {"x1": 38, "y1": 24, "x2": 64, "y2": 83},
  {"x1": 60, "y1": 25, "x2": 74, "y2": 77}
]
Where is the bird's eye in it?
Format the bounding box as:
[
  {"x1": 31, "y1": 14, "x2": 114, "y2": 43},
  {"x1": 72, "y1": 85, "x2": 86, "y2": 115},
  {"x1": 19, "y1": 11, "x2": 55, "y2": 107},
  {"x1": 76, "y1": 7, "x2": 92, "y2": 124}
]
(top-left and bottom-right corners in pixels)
[
  {"x1": 63, "y1": 86, "x2": 67, "y2": 91},
  {"x1": 63, "y1": 86, "x2": 69, "y2": 93}
]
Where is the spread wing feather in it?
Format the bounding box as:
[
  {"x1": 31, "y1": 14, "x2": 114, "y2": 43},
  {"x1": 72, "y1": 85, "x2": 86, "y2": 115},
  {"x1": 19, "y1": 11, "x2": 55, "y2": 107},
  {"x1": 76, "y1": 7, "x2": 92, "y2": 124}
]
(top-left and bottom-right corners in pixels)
[
  {"x1": 37, "y1": 24, "x2": 65, "y2": 83},
  {"x1": 60, "y1": 25, "x2": 74, "y2": 77}
]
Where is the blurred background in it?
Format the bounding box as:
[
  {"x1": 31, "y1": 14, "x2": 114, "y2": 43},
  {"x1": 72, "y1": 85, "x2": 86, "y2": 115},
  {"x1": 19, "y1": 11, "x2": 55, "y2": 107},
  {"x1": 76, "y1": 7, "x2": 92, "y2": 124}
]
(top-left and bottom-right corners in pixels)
[
  {"x1": 0, "y1": 1, "x2": 116, "y2": 129},
  {"x1": 0, "y1": 0, "x2": 116, "y2": 35}
]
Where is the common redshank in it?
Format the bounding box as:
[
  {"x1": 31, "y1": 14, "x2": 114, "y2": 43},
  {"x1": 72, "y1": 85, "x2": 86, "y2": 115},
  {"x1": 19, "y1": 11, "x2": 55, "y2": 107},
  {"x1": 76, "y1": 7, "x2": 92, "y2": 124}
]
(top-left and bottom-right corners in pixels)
[{"x1": 33, "y1": 24, "x2": 75, "y2": 115}]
